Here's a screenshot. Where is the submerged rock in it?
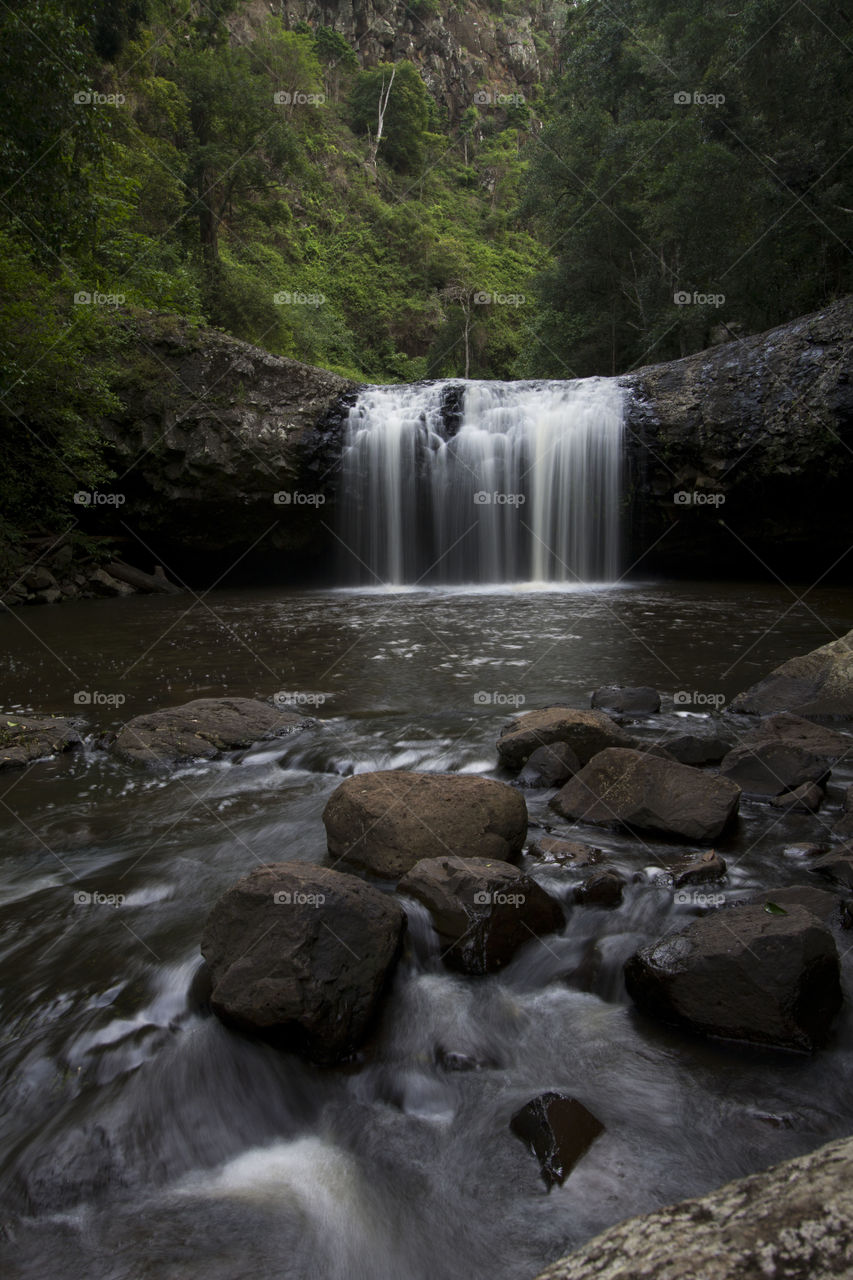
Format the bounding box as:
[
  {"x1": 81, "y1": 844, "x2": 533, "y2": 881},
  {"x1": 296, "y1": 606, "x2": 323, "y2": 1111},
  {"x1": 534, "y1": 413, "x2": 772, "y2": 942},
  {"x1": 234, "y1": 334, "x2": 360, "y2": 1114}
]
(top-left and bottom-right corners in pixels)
[
  {"x1": 510, "y1": 1092, "x2": 604, "y2": 1188},
  {"x1": 719, "y1": 740, "x2": 830, "y2": 797},
  {"x1": 811, "y1": 843, "x2": 853, "y2": 889},
  {"x1": 769, "y1": 780, "x2": 825, "y2": 812},
  {"x1": 665, "y1": 733, "x2": 731, "y2": 765},
  {"x1": 731, "y1": 626, "x2": 853, "y2": 719},
  {"x1": 532, "y1": 1132, "x2": 853, "y2": 1280},
  {"x1": 518, "y1": 742, "x2": 580, "y2": 788},
  {"x1": 672, "y1": 849, "x2": 726, "y2": 887},
  {"x1": 740, "y1": 885, "x2": 853, "y2": 930},
  {"x1": 740, "y1": 712, "x2": 853, "y2": 762},
  {"x1": 590, "y1": 686, "x2": 661, "y2": 716},
  {"x1": 322, "y1": 770, "x2": 527, "y2": 882},
  {"x1": 573, "y1": 869, "x2": 626, "y2": 907},
  {"x1": 497, "y1": 708, "x2": 634, "y2": 770},
  {"x1": 112, "y1": 697, "x2": 311, "y2": 765},
  {"x1": 200, "y1": 863, "x2": 405, "y2": 1063},
  {"x1": 0, "y1": 714, "x2": 82, "y2": 770},
  {"x1": 551, "y1": 747, "x2": 741, "y2": 841},
  {"x1": 398, "y1": 855, "x2": 564, "y2": 974},
  {"x1": 624, "y1": 904, "x2": 842, "y2": 1051},
  {"x1": 528, "y1": 836, "x2": 602, "y2": 866}
]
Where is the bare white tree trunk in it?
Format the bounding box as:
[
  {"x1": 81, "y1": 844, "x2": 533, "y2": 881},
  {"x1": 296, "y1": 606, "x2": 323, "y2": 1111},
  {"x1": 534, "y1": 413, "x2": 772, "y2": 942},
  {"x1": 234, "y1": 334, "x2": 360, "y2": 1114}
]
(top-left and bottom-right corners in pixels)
[{"x1": 367, "y1": 66, "x2": 395, "y2": 168}]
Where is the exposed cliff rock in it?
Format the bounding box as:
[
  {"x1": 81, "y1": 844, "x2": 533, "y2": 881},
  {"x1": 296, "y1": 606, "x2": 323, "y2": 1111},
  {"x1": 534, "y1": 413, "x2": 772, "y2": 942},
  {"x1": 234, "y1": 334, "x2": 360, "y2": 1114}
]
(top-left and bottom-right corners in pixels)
[{"x1": 621, "y1": 297, "x2": 853, "y2": 578}]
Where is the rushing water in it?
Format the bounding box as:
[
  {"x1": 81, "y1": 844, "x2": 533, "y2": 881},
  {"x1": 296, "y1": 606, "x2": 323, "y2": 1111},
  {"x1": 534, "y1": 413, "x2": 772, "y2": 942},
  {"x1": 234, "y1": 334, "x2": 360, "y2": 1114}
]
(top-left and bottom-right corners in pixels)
[
  {"x1": 338, "y1": 380, "x2": 624, "y2": 586},
  {"x1": 1, "y1": 582, "x2": 853, "y2": 1280}
]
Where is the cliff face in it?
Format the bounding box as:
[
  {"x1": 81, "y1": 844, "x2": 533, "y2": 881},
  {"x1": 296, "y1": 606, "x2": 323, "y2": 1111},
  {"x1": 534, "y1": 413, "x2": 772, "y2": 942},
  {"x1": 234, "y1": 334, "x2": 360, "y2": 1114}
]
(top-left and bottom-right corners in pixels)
[
  {"x1": 237, "y1": 0, "x2": 560, "y2": 120},
  {"x1": 620, "y1": 297, "x2": 853, "y2": 578}
]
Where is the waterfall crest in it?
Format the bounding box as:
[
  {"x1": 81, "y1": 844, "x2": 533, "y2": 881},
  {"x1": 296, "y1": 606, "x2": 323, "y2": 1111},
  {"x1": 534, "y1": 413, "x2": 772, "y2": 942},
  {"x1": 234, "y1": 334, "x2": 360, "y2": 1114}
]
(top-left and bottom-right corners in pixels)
[{"x1": 337, "y1": 378, "x2": 624, "y2": 586}]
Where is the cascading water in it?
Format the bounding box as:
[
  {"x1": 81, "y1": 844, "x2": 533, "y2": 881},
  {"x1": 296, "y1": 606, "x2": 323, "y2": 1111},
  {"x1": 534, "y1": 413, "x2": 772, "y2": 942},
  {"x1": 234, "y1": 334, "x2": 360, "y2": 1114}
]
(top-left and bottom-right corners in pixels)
[{"x1": 337, "y1": 378, "x2": 625, "y2": 586}]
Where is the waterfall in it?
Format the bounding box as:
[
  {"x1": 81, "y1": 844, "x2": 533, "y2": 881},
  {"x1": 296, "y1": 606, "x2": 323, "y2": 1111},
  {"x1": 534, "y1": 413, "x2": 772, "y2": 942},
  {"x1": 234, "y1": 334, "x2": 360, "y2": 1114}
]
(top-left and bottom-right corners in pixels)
[{"x1": 337, "y1": 378, "x2": 624, "y2": 586}]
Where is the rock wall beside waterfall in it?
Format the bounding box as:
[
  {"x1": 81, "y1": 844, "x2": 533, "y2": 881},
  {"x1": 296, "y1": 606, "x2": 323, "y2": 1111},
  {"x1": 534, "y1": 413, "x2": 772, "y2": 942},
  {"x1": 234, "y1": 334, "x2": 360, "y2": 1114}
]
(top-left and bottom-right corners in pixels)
[{"x1": 621, "y1": 296, "x2": 853, "y2": 579}]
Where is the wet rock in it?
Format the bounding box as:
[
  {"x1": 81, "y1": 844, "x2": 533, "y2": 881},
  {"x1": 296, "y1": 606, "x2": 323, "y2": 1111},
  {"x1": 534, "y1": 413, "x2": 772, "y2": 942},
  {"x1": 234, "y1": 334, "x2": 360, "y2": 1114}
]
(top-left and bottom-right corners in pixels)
[
  {"x1": 112, "y1": 697, "x2": 311, "y2": 765},
  {"x1": 323, "y1": 771, "x2": 527, "y2": 882},
  {"x1": 730, "y1": 626, "x2": 853, "y2": 719},
  {"x1": 719, "y1": 740, "x2": 829, "y2": 797},
  {"x1": 510, "y1": 1092, "x2": 604, "y2": 1189},
  {"x1": 590, "y1": 686, "x2": 661, "y2": 715},
  {"x1": 741, "y1": 712, "x2": 853, "y2": 762},
  {"x1": 532, "y1": 1133, "x2": 853, "y2": 1280},
  {"x1": 811, "y1": 843, "x2": 853, "y2": 889},
  {"x1": 87, "y1": 567, "x2": 135, "y2": 597},
  {"x1": 769, "y1": 780, "x2": 825, "y2": 812},
  {"x1": 633, "y1": 742, "x2": 680, "y2": 762},
  {"x1": 23, "y1": 566, "x2": 57, "y2": 592},
  {"x1": 200, "y1": 863, "x2": 405, "y2": 1063},
  {"x1": 497, "y1": 707, "x2": 634, "y2": 771},
  {"x1": 574, "y1": 870, "x2": 625, "y2": 907},
  {"x1": 551, "y1": 748, "x2": 741, "y2": 842},
  {"x1": 784, "y1": 841, "x2": 828, "y2": 859},
  {"x1": 624, "y1": 904, "x2": 842, "y2": 1051},
  {"x1": 518, "y1": 742, "x2": 580, "y2": 788},
  {"x1": 665, "y1": 733, "x2": 732, "y2": 765},
  {"x1": 672, "y1": 849, "x2": 727, "y2": 887},
  {"x1": 741, "y1": 885, "x2": 853, "y2": 930},
  {"x1": 528, "y1": 836, "x2": 601, "y2": 866},
  {"x1": 397, "y1": 855, "x2": 563, "y2": 974},
  {"x1": 0, "y1": 714, "x2": 83, "y2": 770}
]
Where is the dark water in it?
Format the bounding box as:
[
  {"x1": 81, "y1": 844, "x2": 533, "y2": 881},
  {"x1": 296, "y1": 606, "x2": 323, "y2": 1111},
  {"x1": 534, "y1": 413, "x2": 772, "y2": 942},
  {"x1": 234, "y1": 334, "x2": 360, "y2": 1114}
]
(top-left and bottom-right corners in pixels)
[{"x1": 1, "y1": 580, "x2": 853, "y2": 1280}]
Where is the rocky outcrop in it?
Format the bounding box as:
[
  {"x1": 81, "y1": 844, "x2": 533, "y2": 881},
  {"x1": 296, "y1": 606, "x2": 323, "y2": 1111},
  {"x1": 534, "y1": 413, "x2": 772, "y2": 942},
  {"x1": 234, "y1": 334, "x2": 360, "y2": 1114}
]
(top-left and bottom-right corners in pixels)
[
  {"x1": 719, "y1": 740, "x2": 830, "y2": 797},
  {"x1": 533, "y1": 1132, "x2": 853, "y2": 1280},
  {"x1": 0, "y1": 714, "x2": 82, "y2": 770},
  {"x1": 323, "y1": 770, "x2": 527, "y2": 881},
  {"x1": 551, "y1": 748, "x2": 741, "y2": 841},
  {"x1": 112, "y1": 697, "x2": 312, "y2": 765},
  {"x1": 497, "y1": 708, "x2": 635, "y2": 771},
  {"x1": 624, "y1": 904, "x2": 842, "y2": 1052},
  {"x1": 730, "y1": 628, "x2": 853, "y2": 720},
  {"x1": 200, "y1": 863, "x2": 405, "y2": 1062},
  {"x1": 622, "y1": 297, "x2": 853, "y2": 578}
]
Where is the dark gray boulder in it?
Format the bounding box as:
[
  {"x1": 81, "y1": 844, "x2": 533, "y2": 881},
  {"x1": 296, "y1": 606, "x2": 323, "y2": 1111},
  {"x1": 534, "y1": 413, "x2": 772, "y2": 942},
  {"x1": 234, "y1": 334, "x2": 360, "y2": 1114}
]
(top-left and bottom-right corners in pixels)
[
  {"x1": 811, "y1": 843, "x2": 853, "y2": 889},
  {"x1": 200, "y1": 863, "x2": 405, "y2": 1062},
  {"x1": 397, "y1": 855, "x2": 564, "y2": 974},
  {"x1": 112, "y1": 697, "x2": 312, "y2": 765},
  {"x1": 730, "y1": 627, "x2": 853, "y2": 719},
  {"x1": 573, "y1": 870, "x2": 626, "y2": 907},
  {"x1": 665, "y1": 733, "x2": 732, "y2": 765},
  {"x1": 624, "y1": 904, "x2": 842, "y2": 1051},
  {"x1": 323, "y1": 770, "x2": 527, "y2": 882},
  {"x1": 551, "y1": 748, "x2": 741, "y2": 841},
  {"x1": 528, "y1": 836, "x2": 602, "y2": 866},
  {"x1": 0, "y1": 714, "x2": 82, "y2": 770},
  {"x1": 518, "y1": 742, "x2": 580, "y2": 788},
  {"x1": 719, "y1": 740, "x2": 829, "y2": 797},
  {"x1": 497, "y1": 708, "x2": 634, "y2": 770},
  {"x1": 740, "y1": 712, "x2": 853, "y2": 762},
  {"x1": 511, "y1": 1092, "x2": 604, "y2": 1189},
  {"x1": 672, "y1": 849, "x2": 726, "y2": 887},
  {"x1": 769, "y1": 781, "x2": 825, "y2": 812}
]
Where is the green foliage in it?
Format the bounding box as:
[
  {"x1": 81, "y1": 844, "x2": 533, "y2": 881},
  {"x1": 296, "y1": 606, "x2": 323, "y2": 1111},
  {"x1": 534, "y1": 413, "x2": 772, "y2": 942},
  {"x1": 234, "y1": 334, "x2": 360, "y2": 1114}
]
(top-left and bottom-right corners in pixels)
[{"x1": 349, "y1": 61, "x2": 431, "y2": 173}]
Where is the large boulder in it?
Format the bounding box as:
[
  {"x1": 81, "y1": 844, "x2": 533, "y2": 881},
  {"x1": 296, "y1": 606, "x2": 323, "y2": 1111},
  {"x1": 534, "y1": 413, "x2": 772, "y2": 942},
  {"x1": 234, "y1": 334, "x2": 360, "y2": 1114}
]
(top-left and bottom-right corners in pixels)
[
  {"x1": 532, "y1": 1133, "x2": 853, "y2": 1280},
  {"x1": 730, "y1": 627, "x2": 853, "y2": 719},
  {"x1": 397, "y1": 855, "x2": 564, "y2": 973},
  {"x1": 811, "y1": 842, "x2": 853, "y2": 889},
  {"x1": 624, "y1": 904, "x2": 842, "y2": 1051},
  {"x1": 322, "y1": 771, "x2": 527, "y2": 882},
  {"x1": 740, "y1": 712, "x2": 853, "y2": 762},
  {"x1": 551, "y1": 748, "x2": 741, "y2": 842},
  {"x1": 518, "y1": 742, "x2": 580, "y2": 788},
  {"x1": 200, "y1": 863, "x2": 405, "y2": 1062},
  {"x1": 497, "y1": 708, "x2": 634, "y2": 770},
  {"x1": 719, "y1": 740, "x2": 830, "y2": 797},
  {"x1": 0, "y1": 714, "x2": 82, "y2": 770},
  {"x1": 112, "y1": 697, "x2": 311, "y2": 765},
  {"x1": 664, "y1": 733, "x2": 731, "y2": 765}
]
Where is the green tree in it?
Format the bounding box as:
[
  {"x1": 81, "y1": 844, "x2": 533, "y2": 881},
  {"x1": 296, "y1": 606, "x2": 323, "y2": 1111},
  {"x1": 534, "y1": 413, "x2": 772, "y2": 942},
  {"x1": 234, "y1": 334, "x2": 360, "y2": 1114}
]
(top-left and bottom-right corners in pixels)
[{"x1": 349, "y1": 61, "x2": 431, "y2": 173}]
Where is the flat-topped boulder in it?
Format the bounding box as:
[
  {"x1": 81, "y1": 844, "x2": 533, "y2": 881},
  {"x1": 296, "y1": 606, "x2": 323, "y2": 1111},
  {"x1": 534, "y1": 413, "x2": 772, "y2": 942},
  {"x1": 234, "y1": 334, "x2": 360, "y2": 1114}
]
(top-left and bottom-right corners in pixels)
[
  {"x1": 200, "y1": 863, "x2": 405, "y2": 1062},
  {"x1": 719, "y1": 739, "x2": 830, "y2": 797},
  {"x1": 0, "y1": 714, "x2": 82, "y2": 770},
  {"x1": 398, "y1": 855, "x2": 564, "y2": 973},
  {"x1": 112, "y1": 697, "x2": 311, "y2": 765},
  {"x1": 624, "y1": 904, "x2": 842, "y2": 1051},
  {"x1": 551, "y1": 748, "x2": 741, "y2": 841},
  {"x1": 322, "y1": 770, "x2": 527, "y2": 882},
  {"x1": 740, "y1": 711, "x2": 853, "y2": 762},
  {"x1": 731, "y1": 627, "x2": 853, "y2": 719},
  {"x1": 497, "y1": 708, "x2": 634, "y2": 771}
]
